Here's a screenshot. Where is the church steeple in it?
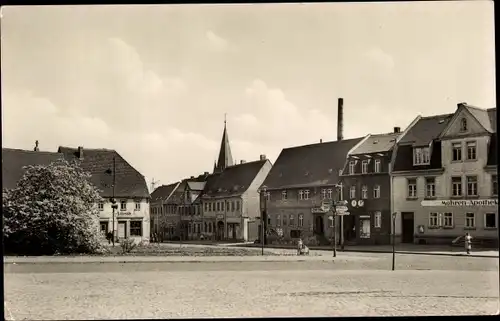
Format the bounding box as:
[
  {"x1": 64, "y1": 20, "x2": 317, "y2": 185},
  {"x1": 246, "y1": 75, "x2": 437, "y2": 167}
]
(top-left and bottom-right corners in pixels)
[{"x1": 213, "y1": 114, "x2": 234, "y2": 173}]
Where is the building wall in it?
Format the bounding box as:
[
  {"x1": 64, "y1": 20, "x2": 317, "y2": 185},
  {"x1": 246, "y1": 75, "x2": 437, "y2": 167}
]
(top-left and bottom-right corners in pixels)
[
  {"x1": 98, "y1": 198, "x2": 150, "y2": 243},
  {"x1": 243, "y1": 160, "x2": 273, "y2": 221}
]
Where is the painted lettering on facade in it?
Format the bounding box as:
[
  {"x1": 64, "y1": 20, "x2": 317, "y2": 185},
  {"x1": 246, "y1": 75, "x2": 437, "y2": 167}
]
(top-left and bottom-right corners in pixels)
[{"x1": 421, "y1": 199, "x2": 498, "y2": 207}]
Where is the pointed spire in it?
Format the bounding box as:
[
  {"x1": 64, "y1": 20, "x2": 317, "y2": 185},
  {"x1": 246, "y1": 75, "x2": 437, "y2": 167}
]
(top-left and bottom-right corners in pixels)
[
  {"x1": 214, "y1": 114, "x2": 234, "y2": 173},
  {"x1": 213, "y1": 160, "x2": 217, "y2": 173}
]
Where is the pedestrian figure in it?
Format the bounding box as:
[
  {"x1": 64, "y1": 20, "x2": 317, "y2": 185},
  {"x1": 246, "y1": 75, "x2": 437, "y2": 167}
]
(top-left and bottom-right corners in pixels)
[
  {"x1": 297, "y1": 238, "x2": 303, "y2": 256},
  {"x1": 465, "y1": 232, "x2": 473, "y2": 255},
  {"x1": 106, "y1": 232, "x2": 112, "y2": 244}
]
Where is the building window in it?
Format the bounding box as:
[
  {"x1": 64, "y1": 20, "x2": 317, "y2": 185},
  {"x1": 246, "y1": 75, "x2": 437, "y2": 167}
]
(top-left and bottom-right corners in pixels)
[
  {"x1": 485, "y1": 213, "x2": 497, "y2": 228},
  {"x1": 298, "y1": 190, "x2": 304, "y2": 200},
  {"x1": 374, "y1": 159, "x2": 381, "y2": 173},
  {"x1": 298, "y1": 214, "x2": 304, "y2": 227},
  {"x1": 465, "y1": 213, "x2": 475, "y2": 228},
  {"x1": 236, "y1": 201, "x2": 240, "y2": 211},
  {"x1": 289, "y1": 214, "x2": 295, "y2": 226},
  {"x1": 373, "y1": 185, "x2": 381, "y2": 199},
  {"x1": 361, "y1": 185, "x2": 368, "y2": 199},
  {"x1": 361, "y1": 160, "x2": 368, "y2": 174},
  {"x1": 492, "y1": 175, "x2": 498, "y2": 196},
  {"x1": 466, "y1": 176, "x2": 478, "y2": 196},
  {"x1": 374, "y1": 211, "x2": 381, "y2": 228},
  {"x1": 327, "y1": 189, "x2": 333, "y2": 199},
  {"x1": 100, "y1": 221, "x2": 108, "y2": 235},
  {"x1": 130, "y1": 220, "x2": 142, "y2": 236},
  {"x1": 425, "y1": 177, "x2": 436, "y2": 198},
  {"x1": 452, "y1": 142, "x2": 462, "y2": 161},
  {"x1": 443, "y1": 212, "x2": 453, "y2": 228},
  {"x1": 277, "y1": 214, "x2": 281, "y2": 227},
  {"x1": 304, "y1": 190, "x2": 310, "y2": 200},
  {"x1": 460, "y1": 118, "x2": 467, "y2": 132},
  {"x1": 265, "y1": 192, "x2": 271, "y2": 201},
  {"x1": 204, "y1": 203, "x2": 208, "y2": 212},
  {"x1": 349, "y1": 161, "x2": 355, "y2": 174},
  {"x1": 407, "y1": 179, "x2": 417, "y2": 198},
  {"x1": 120, "y1": 200, "x2": 127, "y2": 211},
  {"x1": 429, "y1": 212, "x2": 438, "y2": 227},
  {"x1": 413, "y1": 147, "x2": 430, "y2": 165},
  {"x1": 321, "y1": 189, "x2": 327, "y2": 200},
  {"x1": 350, "y1": 186, "x2": 356, "y2": 199},
  {"x1": 222, "y1": 201, "x2": 225, "y2": 211},
  {"x1": 283, "y1": 213, "x2": 287, "y2": 226},
  {"x1": 452, "y1": 177, "x2": 462, "y2": 196},
  {"x1": 98, "y1": 203, "x2": 104, "y2": 211},
  {"x1": 216, "y1": 202, "x2": 220, "y2": 211},
  {"x1": 135, "y1": 201, "x2": 141, "y2": 211},
  {"x1": 466, "y1": 141, "x2": 477, "y2": 160},
  {"x1": 282, "y1": 190, "x2": 287, "y2": 200}
]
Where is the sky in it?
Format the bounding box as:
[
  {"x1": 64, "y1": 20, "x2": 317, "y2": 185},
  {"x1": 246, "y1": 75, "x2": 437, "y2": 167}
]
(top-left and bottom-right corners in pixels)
[{"x1": 1, "y1": 2, "x2": 496, "y2": 190}]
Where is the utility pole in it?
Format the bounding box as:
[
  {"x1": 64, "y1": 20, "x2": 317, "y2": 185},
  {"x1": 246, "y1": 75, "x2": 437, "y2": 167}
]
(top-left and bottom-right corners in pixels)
[{"x1": 111, "y1": 157, "x2": 117, "y2": 247}]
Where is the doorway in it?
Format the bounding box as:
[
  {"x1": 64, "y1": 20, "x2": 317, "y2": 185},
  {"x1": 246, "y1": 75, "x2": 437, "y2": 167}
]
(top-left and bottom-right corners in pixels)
[
  {"x1": 314, "y1": 215, "x2": 324, "y2": 235},
  {"x1": 118, "y1": 221, "x2": 126, "y2": 239},
  {"x1": 100, "y1": 221, "x2": 109, "y2": 237},
  {"x1": 343, "y1": 215, "x2": 356, "y2": 242},
  {"x1": 401, "y1": 212, "x2": 414, "y2": 243},
  {"x1": 217, "y1": 221, "x2": 224, "y2": 241}
]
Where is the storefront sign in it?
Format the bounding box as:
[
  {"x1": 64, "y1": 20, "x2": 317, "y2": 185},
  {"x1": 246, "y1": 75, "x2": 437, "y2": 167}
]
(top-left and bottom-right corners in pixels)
[
  {"x1": 421, "y1": 199, "x2": 498, "y2": 207},
  {"x1": 311, "y1": 207, "x2": 327, "y2": 214},
  {"x1": 216, "y1": 214, "x2": 224, "y2": 220},
  {"x1": 119, "y1": 212, "x2": 132, "y2": 215}
]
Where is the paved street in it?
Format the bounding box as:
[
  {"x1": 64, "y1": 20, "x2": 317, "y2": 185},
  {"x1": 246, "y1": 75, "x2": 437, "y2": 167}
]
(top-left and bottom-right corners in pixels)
[{"x1": 4, "y1": 254, "x2": 499, "y2": 319}]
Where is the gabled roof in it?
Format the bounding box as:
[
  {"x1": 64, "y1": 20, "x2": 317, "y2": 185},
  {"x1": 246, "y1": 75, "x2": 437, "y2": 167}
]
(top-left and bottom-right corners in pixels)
[
  {"x1": 2, "y1": 148, "x2": 64, "y2": 190},
  {"x1": 399, "y1": 113, "x2": 454, "y2": 146},
  {"x1": 187, "y1": 181, "x2": 206, "y2": 191},
  {"x1": 263, "y1": 137, "x2": 364, "y2": 190},
  {"x1": 151, "y1": 182, "x2": 180, "y2": 203},
  {"x1": 350, "y1": 132, "x2": 401, "y2": 155},
  {"x1": 464, "y1": 105, "x2": 496, "y2": 133},
  {"x1": 487, "y1": 133, "x2": 497, "y2": 166},
  {"x1": 203, "y1": 159, "x2": 268, "y2": 197},
  {"x1": 58, "y1": 146, "x2": 149, "y2": 199}
]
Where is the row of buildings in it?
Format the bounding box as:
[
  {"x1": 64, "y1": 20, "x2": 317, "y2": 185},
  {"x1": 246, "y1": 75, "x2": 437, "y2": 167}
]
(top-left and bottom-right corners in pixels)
[{"x1": 153, "y1": 99, "x2": 498, "y2": 246}]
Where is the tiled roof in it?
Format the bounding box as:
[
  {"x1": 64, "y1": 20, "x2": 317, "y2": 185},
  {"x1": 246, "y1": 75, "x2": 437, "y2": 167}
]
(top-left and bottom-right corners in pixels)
[
  {"x1": 58, "y1": 147, "x2": 149, "y2": 199},
  {"x1": 151, "y1": 182, "x2": 180, "y2": 203},
  {"x1": 393, "y1": 140, "x2": 443, "y2": 172},
  {"x1": 487, "y1": 108, "x2": 497, "y2": 132},
  {"x1": 487, "y1": 133, "x2": 497, "y2": 166},
  {"x1": 399, "y1": 113, "x2": 453, "y2": 146},
  {"x1": 2, "y1": 148, "x2": 63, "y2": 190},
  {"x1": 187, "y1": 181, "x2": 206, "y2": 191},
  {"x1": 167, "y1": 180, "x2": 187, "y2": 204},
  {"x1": 350, "y1": 132, "x2": 400, "y2": 155},
  {"x1": 203, "y1": 159, "x2": 268, "y2": 197},
  {"x1": 262, "y1": 137, "x2": 364, "y2": 190},
  {"x1": 465, "y1": 105, "x2": 496, "y2": 133}
]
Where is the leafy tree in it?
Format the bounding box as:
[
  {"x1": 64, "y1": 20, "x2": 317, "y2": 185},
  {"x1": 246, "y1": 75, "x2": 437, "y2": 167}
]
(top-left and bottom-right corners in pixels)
[{"x1": 3, "y1": 159, "x2": 105, "y2": 255}]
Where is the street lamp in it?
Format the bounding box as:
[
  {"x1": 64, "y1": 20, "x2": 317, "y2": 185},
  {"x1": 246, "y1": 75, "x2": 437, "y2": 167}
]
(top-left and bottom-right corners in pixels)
[
  {"x1": 332, "y1": 183, "x2": 345, "y2": 258},
  {"x1": 105, "y1": 157, "x2": 117, "y2": 247},
  {"x1": 259, "y1": 185, "x2": 268, "y2": 256},
  {"x1": 392, "y1": 212, "x2": 397, "y2": 271}
]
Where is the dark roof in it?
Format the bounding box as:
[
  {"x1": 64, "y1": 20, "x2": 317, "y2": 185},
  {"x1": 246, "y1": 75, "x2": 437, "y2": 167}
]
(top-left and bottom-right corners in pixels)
[
  {"x1": 464, "y1": 105, "x2": 495, "y2": 133},
  {"x1": 187, "y1": 181, "x2": 206, "y2": 191},
  {"x1": 58, "y1": 147, "x2": 149, "y2": 199},
  {"x1": 487, "y1": 108, "x2": 497, "y2": 132},
  {"x1": 203, "y1": 159, "x2": 268, "y2": 197},
  {"x1": 487, "y1": 133, "x2": 497, "y2": 166},
  {"x1": 393, "y1": 140, "x2": 443, "y2": 172},
  {"x1": 351, "y1": 132, "x2": 400, "y2": 155},
  {"x1": 151, "y1": 182, "x2": 180, "y2": 203},
  {"x1": 399, "y1": 114, "x2": 453, "y2": 146},
  {"x1": 2, "y1": 148, "x2": 63, "y2": 190},
  {"x1": 263, "y1": 137, "x2": 364, "y2": 189}
]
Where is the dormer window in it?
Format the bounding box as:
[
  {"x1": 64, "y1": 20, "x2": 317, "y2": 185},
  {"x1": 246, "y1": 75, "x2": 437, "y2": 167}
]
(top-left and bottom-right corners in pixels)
[
  {"x1": 349, "y1": 161, "x2": 356, "y2": 174},
  {"x1": 460, "y1": 118, "x2": 467, "y2": 132},
  {"x1": 281, "y1": 190, "x2": 288, "y2": 200},
  {"x1": 413, "y1": 147, "x2": 430, "y2": 166}
]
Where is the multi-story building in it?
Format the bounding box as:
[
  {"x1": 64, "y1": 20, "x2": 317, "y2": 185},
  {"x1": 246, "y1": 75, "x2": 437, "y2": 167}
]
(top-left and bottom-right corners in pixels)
[
  {"x1": 392, "y1": 103, "x2": 498, "y2": 246},
  {"x1": 340, "y1": 128, "x2": 403, "y2": 245},
  {"x1": 150, "y1": 182, "x2": 180, "y2": 241},
  {"x1": 58, "y1": 146, "x2": 151, "y2": 243}
]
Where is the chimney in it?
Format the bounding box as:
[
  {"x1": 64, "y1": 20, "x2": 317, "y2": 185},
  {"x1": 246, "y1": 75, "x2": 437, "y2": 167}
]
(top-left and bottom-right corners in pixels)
[
  {"x1": 320, "y1": 139, "x2": 323, "y2": 143},
  {"x1": 393, "y1": 127, "x2": 401, "y2": 133},
  {"x1": 240, "y1": 160, "x2": 246, "y2": 164},
  {"x1": 34, "y1": 140, "x2": 39, "y2": 152},
  {"x1": 337, "y1": 98, "x2": 344, "y2": 141},
  {"x1": 77, "y1": 146, "x2": 84, "y2": 159},
  {"x1": 204, "y1": 171, "x2": 209, "y2": 176},
  {"x1": 458, "y1": 102, "x2": 467, "y2": 109},
  {"x1": 190, "y1": 176, "x2": 195, "y2": 179},
  {"x1": 259, "y1": 154, "x2": 266, "y2": 161}
]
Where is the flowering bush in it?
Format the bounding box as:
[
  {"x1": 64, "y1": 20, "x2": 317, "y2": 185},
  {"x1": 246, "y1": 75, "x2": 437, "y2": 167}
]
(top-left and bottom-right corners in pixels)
[{"x1": 3, "y1": 159, "x2": 104, "y2": 255}]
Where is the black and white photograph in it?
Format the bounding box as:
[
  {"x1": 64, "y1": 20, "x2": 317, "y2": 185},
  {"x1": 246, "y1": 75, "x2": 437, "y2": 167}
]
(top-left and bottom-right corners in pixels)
[{"x1": 2, "y1": 1, "x2": 498, "y2": 319}]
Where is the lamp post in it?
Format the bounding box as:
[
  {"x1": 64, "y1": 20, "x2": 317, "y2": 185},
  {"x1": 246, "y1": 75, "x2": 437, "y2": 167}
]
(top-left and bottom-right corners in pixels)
[
  {"x1": 259, "y1": 185, "x2": 268, "y2": 256},
  {"x1": 392, "y1": 212, "x2": 397, "y2": 271},
  {"x1": 106, "y1": 157, "x2": 117, "y2": 247}
]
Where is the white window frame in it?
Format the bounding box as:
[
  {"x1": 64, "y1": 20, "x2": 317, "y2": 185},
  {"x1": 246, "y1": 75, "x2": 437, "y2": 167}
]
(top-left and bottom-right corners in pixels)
[
  {"x1": 289, "y1": 214, "x2": 295, "y2": 226},
  {"x1": 451, "y1": 176, "x2": 462, "y2": 196},
  {"x1": 298, "y1": 190, "x2": 304, "y2": 200},
  {"x1": 304, "y1": 190, "x2": 310, "y2": 200},
  {"x1": 321, "y1": 189, "x2": 327, "y2": 200},
  {"x1": 374, "y1": 211, "x2": 382, "y2": 228},
  {"x1": 361, "y1": 160, "x2": 368, "y2": 174},
  {"x1": 407, "y1": 178, "x2": 417, "y2": 198},
  {"x1": 443, "y1": 212, "x2": 453, "y2": 228},
  {"x1": 466, "y1": 141, "x2": 477, "y2": 160},
  {"x1": 484, "y1": 212, "x2": 497, "y2": 228},
  {"x1": 349, "y1": 161, "x2": 355, "y2": 174},
  {"x1": 281, "y1": 190, "x2": 287, "y2": 200},
  {"x1": 413, "y1": 147, "x2": 430, "y2": 165},
  {"x1": 361, "y1": 185, "x2": 368, "y2": 199},
  {"x1": 465, "y1": 212, "x2": 475, "y2": 228},
  {"x1": 277, "y1": 214, "x2": 281, "y2": 227},
  {"x1": 349, "y1": 186, "x2": 356, "y2": 199},
  {"x1": 298, "y1": 214, "x2": 304, "y2": 227},
  {"x1": 373, "y1": 185, "x2": 381, "y2": 199},
  {"x1": 493, "y1": 175, "x2": 498, "y2": 196},
  {"x1": 425, "y1": 177, "x2": 436, "y2": 198},
  {"x1": 466, "y1": 176, "x2": 478, "y2": 196},
  {"x1": 452, "y1": 142, "x2": 462, "y2": 162},
  {"x1": 374, "y1": 159, "x2": 381, "y2": 173},
  {"x1": 98, "y1": 202, "x2": 104, "y2": 211},
  {"x1": 135, "y1": 201, "x2": 141, "y2": 211},
  {"x1": 327, "y1": 189, "x2": 333, "y2": 199},
  {"x1": 429, "y1": 212, "x2": 438, "y2": 227},
  {"x1": 120, "y1": 200, "x2": 127, "y2": 211},
  {"x1": 460, "y1": 118, "x2": 468, "y2": 132}
]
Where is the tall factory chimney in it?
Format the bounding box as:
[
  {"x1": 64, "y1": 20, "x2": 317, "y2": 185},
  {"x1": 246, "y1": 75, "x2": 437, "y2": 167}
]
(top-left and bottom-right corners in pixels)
[{"x1": 337, "y1": 97, "x2": 344, "y2": 141}]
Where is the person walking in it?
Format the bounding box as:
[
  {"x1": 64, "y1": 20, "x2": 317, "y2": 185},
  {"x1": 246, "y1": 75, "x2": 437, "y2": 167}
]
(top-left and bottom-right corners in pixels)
[
  {"x1": 465, "y1": 232, "x2": 473, "y2": 255},
  {"x1": 297, "y1": 238, "x2": 304, "y2": 256}
]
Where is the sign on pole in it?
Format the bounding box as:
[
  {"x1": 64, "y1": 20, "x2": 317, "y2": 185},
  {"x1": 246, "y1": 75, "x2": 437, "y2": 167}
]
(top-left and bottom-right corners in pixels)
[
  {"x1": 336, "y1": 212, "x2": 350, "y2": 216},
  {"x1": 321, "y1": 200, "x2": 332, "y2": 212},
  {"x1": 336, "y1": 206, "x2": 349, "y2": 212}
]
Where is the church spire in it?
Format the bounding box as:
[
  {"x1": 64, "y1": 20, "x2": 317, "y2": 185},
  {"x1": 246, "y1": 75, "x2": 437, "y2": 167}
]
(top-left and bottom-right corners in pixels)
[{"x1": 213, "y1": 114, "x2": 233, "y2": 173}]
